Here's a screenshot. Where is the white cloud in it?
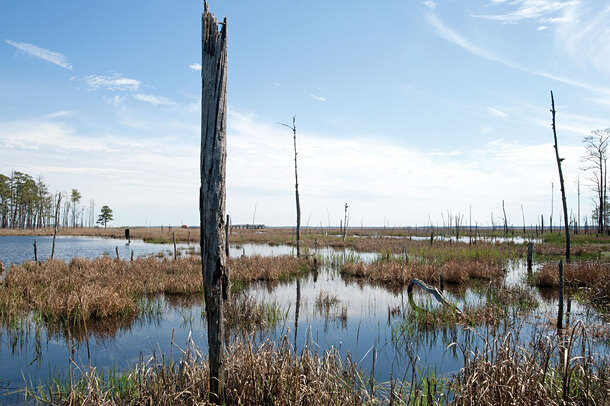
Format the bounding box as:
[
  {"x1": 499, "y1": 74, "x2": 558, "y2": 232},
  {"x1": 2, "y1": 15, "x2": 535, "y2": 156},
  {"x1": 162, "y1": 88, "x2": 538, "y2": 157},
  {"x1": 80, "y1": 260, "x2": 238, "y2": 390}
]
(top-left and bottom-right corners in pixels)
[
  {"x1": 225, "y1": 110, "x2": 590, "y2": 226},
  {"x1": 482, "y1": 126, "x2": 493, "y2": 134},
  {"x1": 85, "y1": 74, "x2": 141, "y2": 91},
  {"x1": 5, "y1": 39, "x2": 72, "y2": 69},
  {"x1": 103, "y1": 95, "x2": 125, "y2": 106},
  {"x1": 189, "y1": 63, "x2": 202, "y2": 71},
  {"x1": 132, "y1": 93, "x2": 177, "y2": 106},
  {"x1": 537, "y1": 25, "x2": 549, "y2": 30},
  {"x1": 422, "y1": 1, "x2": 437, "y2": 10},
  {"x1": 486, "y1": 107, "x2": 508, "y2": 117},
  {"x1": 310, "y1": 94, "x2": 327, "y2": 102}
]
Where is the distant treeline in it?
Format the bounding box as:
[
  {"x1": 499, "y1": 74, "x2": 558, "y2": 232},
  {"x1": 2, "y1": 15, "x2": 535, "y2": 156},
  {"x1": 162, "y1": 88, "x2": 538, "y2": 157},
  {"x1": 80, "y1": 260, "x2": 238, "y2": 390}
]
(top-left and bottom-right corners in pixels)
[{"x1": 0, "y1": 171, "x2": 95, "y2": 230}]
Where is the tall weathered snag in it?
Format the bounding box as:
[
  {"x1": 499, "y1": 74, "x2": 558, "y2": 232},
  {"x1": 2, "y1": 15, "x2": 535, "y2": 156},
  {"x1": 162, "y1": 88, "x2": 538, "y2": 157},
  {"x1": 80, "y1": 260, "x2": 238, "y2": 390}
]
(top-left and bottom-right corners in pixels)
[
  {"x1": 200, "y1": 1, "x2": 228, "y2": 402},
  {"x1": 280, "y1": 116, "x2": 301, "y2": 257},
  {"x1": 550, "y1": 91, "x2": 570, "y2": 263}
]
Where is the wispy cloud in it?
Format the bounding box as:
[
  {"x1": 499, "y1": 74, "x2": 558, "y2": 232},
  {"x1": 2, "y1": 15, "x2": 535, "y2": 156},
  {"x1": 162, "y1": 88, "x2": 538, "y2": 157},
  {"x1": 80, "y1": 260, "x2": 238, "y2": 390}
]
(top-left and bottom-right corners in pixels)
[
  {"x1": 487, "y1": 107, "x2": 508, "y2": 117},
  {"x1": 425, "y1": 12, "x2": 610, "y2": 96},
  {"x1": 132, "y1": 93, "x2": 177, "y2": 106},
  {"x1": 188, "y1": 63, "x2": 202, "y2": 71},
  {"x1": 472, "y1": 0, "x2": 578, "y2": 24},
  {"x1": 5, "y1": 39, "x2": 72, "y2": 69},
  {"x1": 425, "y1": 13, "x2": 519, "y2": 69},
  {"x1": 310, "y1": 94, "x2": 327, "y2": 102},
  {"x1": 85, "y1": 73, "x2": 141, "y2": 91},
  {"x1": 422, "y1": 1, "x2": 437, "y2": 10},
  {"x1": 43, "y1": 110, "x2": 74, "y2": 119}
]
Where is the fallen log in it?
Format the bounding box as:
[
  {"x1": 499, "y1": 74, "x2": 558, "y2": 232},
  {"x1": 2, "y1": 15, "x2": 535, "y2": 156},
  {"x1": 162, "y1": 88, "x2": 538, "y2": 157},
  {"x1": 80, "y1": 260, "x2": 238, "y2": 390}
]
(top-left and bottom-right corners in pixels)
[{"x1": 407, "y1": 278, "x2": 465, "y2": 319}]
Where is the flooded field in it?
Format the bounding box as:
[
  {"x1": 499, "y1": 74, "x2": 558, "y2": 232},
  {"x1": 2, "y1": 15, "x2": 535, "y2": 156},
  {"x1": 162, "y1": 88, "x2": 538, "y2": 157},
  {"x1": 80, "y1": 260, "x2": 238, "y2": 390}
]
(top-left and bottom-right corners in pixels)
[{"x1": 0, "y1": 233, "x2": 608, "y2": 403}]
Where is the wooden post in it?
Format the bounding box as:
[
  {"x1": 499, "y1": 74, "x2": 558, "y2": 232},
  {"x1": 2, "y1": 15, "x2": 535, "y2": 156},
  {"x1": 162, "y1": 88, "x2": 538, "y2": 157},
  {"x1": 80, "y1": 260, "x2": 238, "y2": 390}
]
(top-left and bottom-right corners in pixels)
[
  {"x1": 51, "y1": 192, "x2": 61, "y2": 259},
  {"x1": 130, "y1": 250, "x2": 134, "y2": 262},
  {"x1": 557, "y1": 260, "x2": 564, "y2": 329},
  {"x1": 172, "y1": 232, "x2": 177, "y2": 260},
  {"x1": 201, "y1": 2, "x2": 228, "y2": 402},
  {"x1": 115, "y1": 246, "x2": 119, "y2": 260},
  {"x1": 550, "y1": 91, "x2": 570, "y2": 264},
  {"x1": 125, "y1": 228, "x2": 130, "y2": 243},
  {"x1": 33, "y1": 239, "x2": 38, "y2": 264},
  {"x1": 527, "y1": 242, "x2": 533, "y2": 274}
]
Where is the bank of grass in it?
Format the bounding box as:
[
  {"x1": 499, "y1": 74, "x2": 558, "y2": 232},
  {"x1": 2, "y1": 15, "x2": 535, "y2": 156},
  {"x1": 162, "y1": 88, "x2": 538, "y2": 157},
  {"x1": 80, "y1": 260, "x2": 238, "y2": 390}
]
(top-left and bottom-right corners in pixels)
[
  {"x1": 342, "y1": 259, "x2": 504, "y2": 287},
  {"x1": 22, "y1": 324, "x2": 609, "y2": 405},
  {"x1": 0, "y1": 255, "x2": 310, "y2": 325},
  {"x1": 532, "y1": 261, "x2": 610, "y2": 290}
]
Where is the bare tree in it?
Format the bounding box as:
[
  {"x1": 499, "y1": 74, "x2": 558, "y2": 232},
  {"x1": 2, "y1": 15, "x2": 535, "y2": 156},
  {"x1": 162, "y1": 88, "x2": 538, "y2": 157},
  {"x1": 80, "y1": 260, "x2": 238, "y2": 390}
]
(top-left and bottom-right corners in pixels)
[
  {"x1": 581, "y1": 128, "x2": 609, "y2": 234},
  {"x1": 279, "y1": 116, "x2": 301, "y2": 257}
]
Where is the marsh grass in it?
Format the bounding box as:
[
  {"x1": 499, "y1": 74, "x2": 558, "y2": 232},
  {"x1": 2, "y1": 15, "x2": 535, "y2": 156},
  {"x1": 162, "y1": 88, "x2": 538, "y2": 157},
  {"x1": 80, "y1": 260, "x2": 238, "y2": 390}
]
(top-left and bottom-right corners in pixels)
[
  {"x1": 342, "y1": 259, "x2": 504, "y2": 287},
  {"x1": 533, "y1": 261, "x2": 610, "y2": 293},
  {"x1": 20, "y1": 323, "x2": 609, "y2": 405},
  {"x1": 450, "y1": 323, "x2": 610, "y2": 405},
  {"x1": 0, "y1": 255, "x2": 310, "y2": 326},
  {"x1": 224, "y1": 293, "x2": 287, "y2": 332}
]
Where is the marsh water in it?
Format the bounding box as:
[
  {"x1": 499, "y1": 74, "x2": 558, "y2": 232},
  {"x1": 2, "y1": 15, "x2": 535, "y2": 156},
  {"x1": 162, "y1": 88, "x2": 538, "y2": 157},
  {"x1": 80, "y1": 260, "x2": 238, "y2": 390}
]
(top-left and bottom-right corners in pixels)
[{"x1": 0, "y1": 236, "x2": 606, "y2": 402}]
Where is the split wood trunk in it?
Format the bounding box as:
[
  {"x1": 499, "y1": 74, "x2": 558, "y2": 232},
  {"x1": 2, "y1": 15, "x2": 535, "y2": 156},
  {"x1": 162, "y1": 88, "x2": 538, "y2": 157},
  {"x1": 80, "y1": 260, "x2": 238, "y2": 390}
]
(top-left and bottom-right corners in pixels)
[{"x1": 200, "y1": 2, "x2": 228, "y2": 402}]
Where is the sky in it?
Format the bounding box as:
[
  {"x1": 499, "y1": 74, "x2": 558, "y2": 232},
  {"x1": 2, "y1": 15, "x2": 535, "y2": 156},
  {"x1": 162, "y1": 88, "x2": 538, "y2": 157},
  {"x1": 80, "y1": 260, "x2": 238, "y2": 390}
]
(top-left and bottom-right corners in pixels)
[{"x1": 1, "y1": 0, "x2": 609, "y2": 228}]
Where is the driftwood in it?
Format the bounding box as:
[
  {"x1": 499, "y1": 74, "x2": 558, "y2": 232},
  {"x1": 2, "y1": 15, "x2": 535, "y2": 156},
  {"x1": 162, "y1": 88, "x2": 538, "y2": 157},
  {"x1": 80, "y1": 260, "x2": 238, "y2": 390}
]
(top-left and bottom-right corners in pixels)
[{"x1": 407, "y1": 278, "x2": 464, "y2": 319}]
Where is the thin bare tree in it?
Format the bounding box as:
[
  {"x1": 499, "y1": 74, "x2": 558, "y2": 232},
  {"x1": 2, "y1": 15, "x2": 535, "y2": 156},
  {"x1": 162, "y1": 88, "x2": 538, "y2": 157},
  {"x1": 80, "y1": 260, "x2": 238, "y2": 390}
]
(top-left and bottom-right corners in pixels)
[
  {"x1": 279, "y1": 116, "x2": 301, "y2": 257},
  {"x1": 550, "y1": 91, "x2": 570, "y2": 263}
]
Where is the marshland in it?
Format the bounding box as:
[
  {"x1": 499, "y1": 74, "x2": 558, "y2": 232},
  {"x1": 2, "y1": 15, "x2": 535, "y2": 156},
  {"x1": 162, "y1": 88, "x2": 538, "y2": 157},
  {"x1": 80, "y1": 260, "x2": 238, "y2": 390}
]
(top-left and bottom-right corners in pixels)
[
  {"x1": 3, "y1": 1, "x2": 610, "y2": 404},
  {"x1": 0, "y1": 225, "x2": 608, "y2": 404}
]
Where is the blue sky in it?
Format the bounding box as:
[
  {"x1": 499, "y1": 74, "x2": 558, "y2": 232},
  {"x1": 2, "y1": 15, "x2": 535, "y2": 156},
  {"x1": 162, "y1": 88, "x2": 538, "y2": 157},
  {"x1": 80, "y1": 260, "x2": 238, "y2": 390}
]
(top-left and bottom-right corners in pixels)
[{"x1": 1, "y1": 0, "x2": 609, "y2": 227}]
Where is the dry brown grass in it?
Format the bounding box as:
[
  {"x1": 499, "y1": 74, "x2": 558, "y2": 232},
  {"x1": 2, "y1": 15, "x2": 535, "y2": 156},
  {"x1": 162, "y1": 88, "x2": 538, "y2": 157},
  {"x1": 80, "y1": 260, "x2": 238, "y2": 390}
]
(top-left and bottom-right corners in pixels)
[
  {"x1": 534, "y1": 261, "x2": 610, "y2": 290},
  {"x1": 341, "y1": 260, "x2": 503, "y2": 287},
  {"x1": 451, "y1": 324, "x2": 610, "y2": 405},
  {"x1": 0, "y1": 255, "x2": 309, "y2": 324},
  {"x1": 31, "y1": 337, "x2": 371, "y2": 405},
  {"x1": 229, "y1": 255, "x2": 310, "y2": 282}
]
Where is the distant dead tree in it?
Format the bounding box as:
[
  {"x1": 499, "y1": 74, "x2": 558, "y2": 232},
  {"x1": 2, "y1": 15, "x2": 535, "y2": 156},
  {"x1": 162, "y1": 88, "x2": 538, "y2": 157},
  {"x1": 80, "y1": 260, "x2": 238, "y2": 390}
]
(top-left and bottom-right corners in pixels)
[
  {"x1": 581, "y1": 128, "x2": 609, "y2": 234},
  {"x1": 279, "y1": 116, "x2": 301, "y2": 256}
]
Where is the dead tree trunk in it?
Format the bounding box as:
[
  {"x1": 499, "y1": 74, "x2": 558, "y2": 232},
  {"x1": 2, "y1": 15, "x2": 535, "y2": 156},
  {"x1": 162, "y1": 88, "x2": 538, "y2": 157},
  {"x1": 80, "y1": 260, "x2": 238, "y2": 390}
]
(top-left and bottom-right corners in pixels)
[
  {"x1": 201, "y1": 2, "x2": 228, "y2": 402},
  {"x1": 551, "y1": 91, "x2": 570, "y2": 263},
  {"x1": 280, "y1": 116, "x2": 301, "y2": 257},
  {"x1": 502, "y1": 200, "x2": 508, "y2": 235},
  {"x1": 51, "y1": 193, "x2": 61, "y2": 259},
  {"x1": 343, "y1": 202, "x2": 348, "y2": 241}
]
